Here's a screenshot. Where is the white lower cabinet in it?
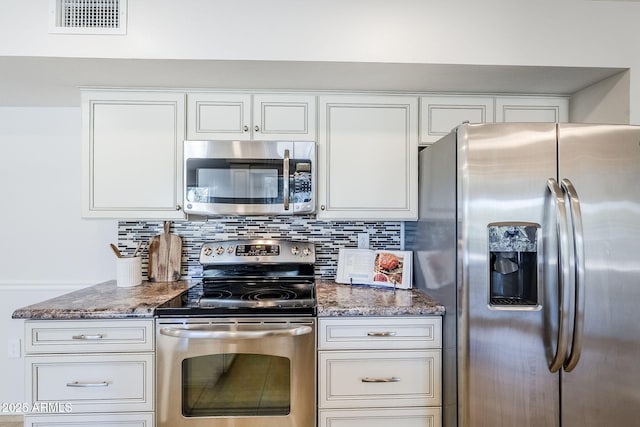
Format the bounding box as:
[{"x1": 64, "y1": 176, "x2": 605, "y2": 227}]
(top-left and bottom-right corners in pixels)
[
  {"x1": 24, "y1": 413, "x2": 154, "y2": 427},
  {"x1": 318, "y1": 317, "x2": 442, "y2": 427},
  {"x1": 26, "y1": 353, "x2": 153, "y2": 413},
  {"x1": 23, "y1": 319, "x2": 154, "y2": 426},
  {"x1": 320, "y1": 408, "x2": 441, "y2": 427}
]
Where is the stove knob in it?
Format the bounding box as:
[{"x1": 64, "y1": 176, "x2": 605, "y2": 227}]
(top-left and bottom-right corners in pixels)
[
  {"x1": 216, "y1": 246, "x2": 224, "y2": 255},
  {"x1": 290, "y1": 246, "x2": 300, "y2": 255},
  {"x1": 227, "y1": 246, "x2": 234, "y2": 254},
  {"x1": 202, "y1": 246, "x2": 213, "y2": 256},
  {"x1": 302, "y1": 247, "x2": 311, "y2": 256}
]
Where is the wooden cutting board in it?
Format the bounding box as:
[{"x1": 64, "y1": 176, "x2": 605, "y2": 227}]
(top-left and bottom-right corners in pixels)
[{"x1": 148, "y1": 221, "x2": 182, "y2": 282}]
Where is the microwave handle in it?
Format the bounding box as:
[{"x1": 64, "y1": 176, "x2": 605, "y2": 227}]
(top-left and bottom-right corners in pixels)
[{"x1": 283, "y1": 149, "x2": 290, "y2": 211}]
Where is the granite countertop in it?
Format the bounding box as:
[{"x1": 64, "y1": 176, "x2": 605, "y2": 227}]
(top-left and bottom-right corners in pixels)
[
  {"x1": 11, "y1": 280, "x2": 196, "y2": 320},
  {"x1": 316, "y1": 280, "x2": 445, "y2": 316},
  {"x1": 12, "y1": 279, "x2": 444, "y2": 320}
]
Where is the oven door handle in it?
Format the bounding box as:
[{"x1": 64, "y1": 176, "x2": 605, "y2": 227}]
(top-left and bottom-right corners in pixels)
[{"x1": 159, "y1": 325, "x2": 313, "y2": 340}]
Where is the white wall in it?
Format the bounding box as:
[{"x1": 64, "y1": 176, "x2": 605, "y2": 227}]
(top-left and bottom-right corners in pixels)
[
  {"x1": 0, "y1": 107, "x2": 116, "y2": 404},
  {"x1": 1, "y1": 0, "x2": 637, "y2": 66},
  {"x1": 2, "y1": 0, "x2": 640, "y2": 118},
  {"x1": 571, "y1": 70, "x2": 630, "y2": 123}
]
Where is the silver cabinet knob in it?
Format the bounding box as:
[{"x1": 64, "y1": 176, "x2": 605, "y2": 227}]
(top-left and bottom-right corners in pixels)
[
  {"x1": 176, "y1": 205, "x2": 182, "y2": 211},
  {"x1": 254, "y1": 125, "x2": 260, "y2": 132},
  {"x1": 243, "y1": 125, "x2": 249, "y2": 132},
  {"x1": 320, "y1": 205, "x2": 326, "y2": 211}
]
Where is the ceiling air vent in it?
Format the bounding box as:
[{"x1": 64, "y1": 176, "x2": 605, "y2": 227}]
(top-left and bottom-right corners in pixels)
[{"x1": 49, "y1": 0, "x2": 127, "y2": 34}]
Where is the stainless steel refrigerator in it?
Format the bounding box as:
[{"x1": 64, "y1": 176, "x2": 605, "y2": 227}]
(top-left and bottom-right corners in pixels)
[{"x1": 408, "y1": 122, "x2": 640, "y2": 427}]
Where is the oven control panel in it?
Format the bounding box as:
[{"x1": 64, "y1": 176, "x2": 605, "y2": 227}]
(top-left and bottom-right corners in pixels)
[
  {"x1": 236, "y1": 243, "x2": 280, "y2": 257},
  {"x1": 199, "y1": 239, "x2": 315, "y2": 264}
]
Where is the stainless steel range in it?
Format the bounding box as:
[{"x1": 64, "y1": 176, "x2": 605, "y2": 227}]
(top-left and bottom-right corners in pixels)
[{"x1": 156, "y1": 239, "x2": 317, "y2": 427}]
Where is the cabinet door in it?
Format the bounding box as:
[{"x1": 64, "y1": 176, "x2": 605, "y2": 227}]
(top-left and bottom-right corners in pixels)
[
  {"x1": 495, "y1": 96, "x2": 569, "y2": 122},
  {"x1": 420, "y1": 95, "x2": 494, "y2": 145},
  {"x1": 82, "y1": 91, "x2": 185, "y2": 219},
  {"x1": 318, "y1": 95, "x2": 418, "y2": 220},
  {"x1": 253, "y1": 94, "x2": 316, "y2": 140},
  {"x1": 187, "y1": 93, "x2": 252, "y2": 140}
]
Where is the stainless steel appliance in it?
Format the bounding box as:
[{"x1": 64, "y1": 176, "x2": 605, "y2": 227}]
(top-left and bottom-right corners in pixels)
[
  {"x1": 408, "y1": 123, "x2": 640, "y2": 426},
  {"x1": 155, "y1": 239, "x2": 316, "y2": 427},
  {"x1": 183, "y1": 140, "x2": 315, "y2": 216}
]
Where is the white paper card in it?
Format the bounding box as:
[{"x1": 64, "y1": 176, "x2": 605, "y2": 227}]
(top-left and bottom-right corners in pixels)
[{"x1": 335, "y1": 248, "x2": 412, "y2": 289}]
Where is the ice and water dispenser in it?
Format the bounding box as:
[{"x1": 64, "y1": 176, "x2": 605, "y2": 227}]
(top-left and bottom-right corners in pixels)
[{"x1": 488, "y1": 222, "x2": 540, "y2": 308}]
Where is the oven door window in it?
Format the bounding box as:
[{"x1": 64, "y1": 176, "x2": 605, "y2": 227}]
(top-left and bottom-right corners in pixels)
[
  {"x1": 186, "y1": 158, "x2": 285, "y2": 205},
  {"x1": 182, "y1": 353, "x2": 291, "y2": 417}
]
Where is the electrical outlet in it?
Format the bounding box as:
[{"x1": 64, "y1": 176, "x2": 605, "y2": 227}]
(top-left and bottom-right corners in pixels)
[
  {"x1": 7, "y1": 338, "x2": 21, "y2": 359},
  {"x1": 357, "y1": 233, "x2": 370, "y2": 249}
]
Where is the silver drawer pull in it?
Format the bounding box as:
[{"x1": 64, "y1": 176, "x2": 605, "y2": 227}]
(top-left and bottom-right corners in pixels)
[
  {"x1": 361, "y1": 377, "x2": 401, "y2": 383},
  {"x1": 66, "y1": 381, "x2": 109, "y2": 388},
  {"x1": 71, "y1": 334, "x2": 104, "y2": 340},
  {"x1": 367, "y1": 331, "x2": 397, "y2": 337}
]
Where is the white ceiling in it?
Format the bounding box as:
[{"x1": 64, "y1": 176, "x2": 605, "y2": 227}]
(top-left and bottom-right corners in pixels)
[{"x1": 0, "y1": 56, "x2": 625, "y2": 107}]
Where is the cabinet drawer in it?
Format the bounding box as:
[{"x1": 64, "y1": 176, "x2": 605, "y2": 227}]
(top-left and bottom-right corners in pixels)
[
  {"x1": 26, "y1": 354, "x2": 154, "y2": 413},
  {"x1": 319, "y1": 407, "x2": 441, "y2": 427},
  {"x1": 25, "y1": 320, "x2": 153, "y2": 354},
  {"x1": 24, "y1": 412, "x2": 154, "y2": 427},
  {"x1": 318, "y1": 317, "x2": 441, "y2": 350},
  {"x1": 319, "y1": 350, "x2": 441, "y2": 408}
]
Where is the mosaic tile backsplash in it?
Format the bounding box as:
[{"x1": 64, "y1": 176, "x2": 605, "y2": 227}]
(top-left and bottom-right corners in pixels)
[{"x1": 118, "y1": 217, "x2": 403, "y2": 279}]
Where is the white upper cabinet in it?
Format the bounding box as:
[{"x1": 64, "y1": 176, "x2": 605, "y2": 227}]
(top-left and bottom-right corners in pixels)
[
  {"x1": 419, "y1": 94, "x2": 569, "y2": 145},
  {"x1": 81, "y1": 90, "x2": 186, "y2": 219},
  {"x1": 187, "y1": 93, "x2": 316, "y2": 141},
  {"x1": 253, "y1": 94, "x2": 316, "y2": 140},
  {"x1": 318, "y1": 95, "x2": 418, "y2": 220},
  {"x1": 420, "y1": 95, "x2": 494, "y2": 145},
  {"x1": 80, "y1": 89, "x2": 568, "y2": 220},
  {"x1": 495, "y1": 96, "x2": 569, "y2": 123},
  {"x1": 186, "y1": 93, "x2": 251, "y2": 140}
]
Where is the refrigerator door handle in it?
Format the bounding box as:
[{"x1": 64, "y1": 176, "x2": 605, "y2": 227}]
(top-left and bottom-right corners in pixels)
[
  {"x1": 547, "y1": 178, "x2": 573, "y2": 373},
  {"x1": 561, "y1": 178, "x2": 585, "y2": 372}
]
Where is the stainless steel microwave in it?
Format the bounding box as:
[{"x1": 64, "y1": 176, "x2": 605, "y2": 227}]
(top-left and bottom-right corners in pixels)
[{"x1": 183, "y1": 140, "x2": 315, "y2": 216}]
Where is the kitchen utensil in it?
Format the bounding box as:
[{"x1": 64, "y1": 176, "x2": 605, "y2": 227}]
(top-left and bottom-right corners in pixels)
[
  {"x1": 148, "y1": 221, "x2": 182, "y2": 282},
  {"x1": 110, "y1": 243, "x2": 122, "y2": 258},
  {"x1": 133, "y1": 241, "x2": 143, "y2": 258}
]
